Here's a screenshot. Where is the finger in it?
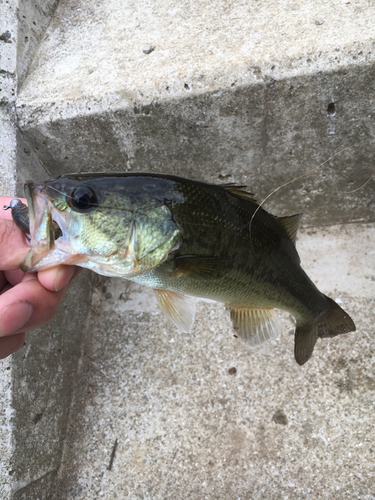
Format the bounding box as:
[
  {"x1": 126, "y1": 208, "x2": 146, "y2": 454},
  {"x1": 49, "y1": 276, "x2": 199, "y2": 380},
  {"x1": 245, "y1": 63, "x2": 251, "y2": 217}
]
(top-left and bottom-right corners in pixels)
[
  {"x1": 0, "y1": 276, "x2": 68, "y2": 336},
  {"x1": 0, "y1": 220, "x2": 30, "y2": 270},
  {"x1": 0, "y1": 272, "x2": 7, "y2": 291},
  {"x1": 0, "y1": 284, "x2": 12, "y2": 295},
  {"x1": 37, "y1": 265, "x2": 82, "y2": 292},
  {"x1": 5, "y1": 269, "x2": 25, "y2": 287},
  {"x1": 0, "y1": 270, "x2": 27, "y2": 294},
  {"x1": 0, "y1": 196, "x2": 27, "y2": 220},
  {"x1": 0, "y1": 332, "x2": 25, "y2": 359}
]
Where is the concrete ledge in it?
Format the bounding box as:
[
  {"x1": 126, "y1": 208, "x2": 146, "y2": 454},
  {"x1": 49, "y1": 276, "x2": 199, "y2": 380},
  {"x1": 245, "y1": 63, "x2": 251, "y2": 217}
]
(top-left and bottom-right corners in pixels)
[
  {"x1": 1, "y1": 1, "x2": 374, "y2": 498},
  {"x1": 54, "y1": 224, "x2": 375, "y2": 499},
  {"x1": 0, "y1": 2, "x2": 93, "y2": 498},
  {"x1": 16, "y1": 0, "x2": 375, "y2": 225},
  {"x1": 16, "y1": 0, "x2": 60, "y2": 88}
]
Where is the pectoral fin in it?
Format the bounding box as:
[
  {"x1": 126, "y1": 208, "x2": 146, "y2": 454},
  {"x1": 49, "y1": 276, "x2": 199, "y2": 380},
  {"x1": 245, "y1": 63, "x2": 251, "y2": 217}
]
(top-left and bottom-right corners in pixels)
[
  {"x1": 229, "y1": 306, "x2": 281, "y2": 347},
  {"x1": 154, "y1": 289, "x2": 196, "y2": 333},
  {"x1": 172, "y1": 255, "x2": 230, "y2": 280}
]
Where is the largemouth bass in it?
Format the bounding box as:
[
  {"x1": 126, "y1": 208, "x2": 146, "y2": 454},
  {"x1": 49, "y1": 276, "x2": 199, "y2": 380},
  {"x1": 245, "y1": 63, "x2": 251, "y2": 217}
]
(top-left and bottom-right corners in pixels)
[{"x1": 7, "y1": 173, "x2": 355, "y2": 365}]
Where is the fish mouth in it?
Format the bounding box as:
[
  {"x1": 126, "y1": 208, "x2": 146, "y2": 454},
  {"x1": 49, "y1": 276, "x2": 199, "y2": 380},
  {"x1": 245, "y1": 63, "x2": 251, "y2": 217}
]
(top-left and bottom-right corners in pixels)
[{"x1": 22, "y1": 182, "x2": 67, "y2": 271}]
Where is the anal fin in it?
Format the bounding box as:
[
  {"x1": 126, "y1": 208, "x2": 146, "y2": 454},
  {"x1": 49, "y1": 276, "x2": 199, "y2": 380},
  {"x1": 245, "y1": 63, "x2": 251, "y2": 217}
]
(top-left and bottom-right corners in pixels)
[
  {"x1": 154, "y1": 289, "x2": 196, "y2": 333},
  {"x1": 229, "y1": 306, "x2": 281, "y2": 347}
]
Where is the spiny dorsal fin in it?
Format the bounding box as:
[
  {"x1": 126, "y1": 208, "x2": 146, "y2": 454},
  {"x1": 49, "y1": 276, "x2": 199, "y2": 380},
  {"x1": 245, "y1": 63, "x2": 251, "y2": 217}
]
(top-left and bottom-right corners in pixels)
[
  {"x1": 154, "y1": 289, "x2": 196, "y2": 333},
  {"x1": 274, "y1": 213, "x2": 303, "y2": 245},
  {"x1": 228, "y1": 306, "x2": 281, "y2": 347},
  {"x1": 221, "y1": 183, "x2": 258, "y2": 204}
]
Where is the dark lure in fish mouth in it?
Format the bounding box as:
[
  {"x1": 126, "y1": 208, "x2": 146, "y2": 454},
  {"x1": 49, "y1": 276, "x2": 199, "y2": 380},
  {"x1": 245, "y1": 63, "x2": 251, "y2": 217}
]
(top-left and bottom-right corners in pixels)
[
  {"x1": 5, "y1": 172, "x2": 356, "y2": 365},
  {"x1": 3, "y1": 182, "x2": 66, "y2": 271},
  {"x1": 3, "y1": 187, "x2": 63, "y2": 244}
]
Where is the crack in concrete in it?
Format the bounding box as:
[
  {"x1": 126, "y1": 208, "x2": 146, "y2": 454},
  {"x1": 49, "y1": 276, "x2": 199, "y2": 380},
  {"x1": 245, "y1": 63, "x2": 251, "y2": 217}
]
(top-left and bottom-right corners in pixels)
[
  {"x1": 0, "y1": 69, "x2": 16, "y2": 77},
  {"x1": 261, "y1": 89, "x2": 269, "y2": 156},
  {"x1": 13, "y1": 468, "x2": 58, "y2": 494}
]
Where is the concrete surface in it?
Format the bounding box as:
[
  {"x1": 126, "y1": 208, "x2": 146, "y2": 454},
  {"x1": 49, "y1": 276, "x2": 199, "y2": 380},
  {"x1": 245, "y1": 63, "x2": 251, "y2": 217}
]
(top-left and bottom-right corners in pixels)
[
  {"x1": 54, "y1": 223, "x2": 375, "y2": 499},
  {"x1": 0, "y1": 2, "x2": 92, "y2": 499},
  {"x1": 10, "y1": 271, "x2": 92, "y2": 500},
  {"x1": 16, "y1": 0, "x2": 60, "y2": 89},
  {"x1": 0, "y1": 0, "x2": 374, "y2": 498},
  {"x1": 15, "y1": 0, "x2": 375, "y2": 226},
  {"x1": 1, "y1": 2, "x2": 23, "y2": 498}
]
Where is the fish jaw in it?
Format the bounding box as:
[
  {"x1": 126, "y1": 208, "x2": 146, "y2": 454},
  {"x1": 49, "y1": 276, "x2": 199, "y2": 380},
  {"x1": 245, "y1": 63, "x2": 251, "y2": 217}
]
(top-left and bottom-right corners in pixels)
[
  {"x1": 21, "y1": 181, "x2": 81, "y2": 272},
  {"x1": 25, "y1": 182, "x2": 54, "y2": 251}
]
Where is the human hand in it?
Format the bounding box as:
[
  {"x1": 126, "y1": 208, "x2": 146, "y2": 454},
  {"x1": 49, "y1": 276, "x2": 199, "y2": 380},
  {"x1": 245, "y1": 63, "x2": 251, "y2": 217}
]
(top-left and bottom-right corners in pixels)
[{"x1": 0, "y1": 195, "x2": 81, "y2": 359}]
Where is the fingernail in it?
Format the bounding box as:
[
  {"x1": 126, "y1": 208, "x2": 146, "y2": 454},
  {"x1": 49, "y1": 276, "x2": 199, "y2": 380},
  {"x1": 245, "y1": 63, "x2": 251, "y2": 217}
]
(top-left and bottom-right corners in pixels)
[
  {"x1": 55, "y1": 266, "x2": 75, "y2": 292},
  {"x1": 0, "y1": 302, "x2": 34, "y2": 336}
]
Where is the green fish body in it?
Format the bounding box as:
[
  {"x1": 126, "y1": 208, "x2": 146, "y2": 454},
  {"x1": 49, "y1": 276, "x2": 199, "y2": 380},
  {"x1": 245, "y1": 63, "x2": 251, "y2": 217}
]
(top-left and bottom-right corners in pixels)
[{"x1": 15, "y1": 173, "x2": 355, "y2": 365}]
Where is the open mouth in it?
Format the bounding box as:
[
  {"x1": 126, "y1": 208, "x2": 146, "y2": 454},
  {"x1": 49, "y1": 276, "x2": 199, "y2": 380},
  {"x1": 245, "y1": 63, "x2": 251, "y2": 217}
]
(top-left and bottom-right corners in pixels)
[
  {"x1": 24, "y1": 182, "x2": 64, "y2": 246},
  {"x1": 21, "y1": 182, "x2": 68, "y2": 272}
]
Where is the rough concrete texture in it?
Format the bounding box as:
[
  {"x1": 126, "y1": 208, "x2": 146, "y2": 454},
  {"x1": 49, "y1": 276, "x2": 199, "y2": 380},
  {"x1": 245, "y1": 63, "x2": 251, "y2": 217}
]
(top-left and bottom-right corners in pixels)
[
  {"x1": 0, "y1": 108, "x2": 17, "y2": 196},
  {"x1": 16, "y1": 0, "x2": 60, "y2": 88},
  {"x1": 0, "y1": 3, "x2": 19, "y2": 497},
  {"x1": 0, "y1": 354, "x2": 13, "y2": 499},
  {"x1": 0, "y1": 0, "x2": 17, "y2": 106},
  {"x1": 16, "y1": 0, "x2": 375, "y2": 226},
  {"x1": 53, "y1": 224, "x2": 375, "y2": 499},
  {"x1": 0, "y1": 0, "x2": 374, "y2": 498},
  {"x1": 11, "y1": 271, "x2": 92, "y2": 500},
  {"x1": 0, "y1": 1, "x2": 92, "y2": 499}
]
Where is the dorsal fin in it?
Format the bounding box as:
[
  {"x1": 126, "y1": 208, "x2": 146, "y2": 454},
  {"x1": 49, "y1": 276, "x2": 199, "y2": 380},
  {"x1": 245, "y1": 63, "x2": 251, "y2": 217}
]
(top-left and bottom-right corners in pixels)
[
  {"x1": 273, "y1": 213, "x2": 303, "y2": 245},
  {"x1": 221, "y1": 183, "x2": 258, "y2": 204}
]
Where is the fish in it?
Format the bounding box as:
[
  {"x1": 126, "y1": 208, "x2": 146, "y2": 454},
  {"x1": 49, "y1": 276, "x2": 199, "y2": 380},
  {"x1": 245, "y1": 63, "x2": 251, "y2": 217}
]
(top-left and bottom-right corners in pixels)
[{"x1": 7, "y1": 172, "x2": 356, "y2": 365}]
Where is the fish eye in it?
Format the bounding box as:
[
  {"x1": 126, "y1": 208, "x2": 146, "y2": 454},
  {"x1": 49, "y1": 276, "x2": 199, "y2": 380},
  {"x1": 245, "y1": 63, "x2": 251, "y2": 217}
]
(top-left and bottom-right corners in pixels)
[{"x1": 68, "y1": 185, "x2": 99, "y2": 212}]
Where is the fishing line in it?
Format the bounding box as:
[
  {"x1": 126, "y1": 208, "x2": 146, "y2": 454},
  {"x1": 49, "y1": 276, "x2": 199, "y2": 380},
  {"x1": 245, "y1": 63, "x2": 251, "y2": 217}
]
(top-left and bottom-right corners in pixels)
[
  {"x1": 341, "y1": 175, "x2": 373, "y2": 194},
  {"x1": 247, "y1": 145, "x2": 358, "y2": 245},
  {"x1": 21, "y1": 136, "x2": 53, "y2": 177},
  {"x1": 11, "y1": 147, "x2": 368, "y2": 236},
  {"x1": 1, "y1": 180, "x2": 28, "y2": 191},
  {"x1": 39, "y1": 184, "x2": 241, "y2": 231},
  {"x1": 249, "y1": 146, "x2": 353, "y2": 230}
]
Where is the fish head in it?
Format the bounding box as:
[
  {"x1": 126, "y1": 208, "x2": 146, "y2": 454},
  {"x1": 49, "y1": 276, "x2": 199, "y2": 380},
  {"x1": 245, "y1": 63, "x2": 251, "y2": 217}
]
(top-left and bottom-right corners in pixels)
[{"x1": 22, "y1": 174, "x2": 180, "y2": 276}]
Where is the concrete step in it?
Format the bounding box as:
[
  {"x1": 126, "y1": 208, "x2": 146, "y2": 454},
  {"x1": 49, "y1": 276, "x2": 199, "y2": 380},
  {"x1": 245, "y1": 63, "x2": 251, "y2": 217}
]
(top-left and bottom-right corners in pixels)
[
  {"x1": 0, "y1": 2, "x2": 92, "y2": 499},
  {"x1": 0, "y1": 0, "x2": 374, "y2": 498},
  {"x1": 16, "y1": 0, "x2": 375, "y2": 226},
  {"x1": 55, "y1": 223, "x2": 375, "y2": 499}
]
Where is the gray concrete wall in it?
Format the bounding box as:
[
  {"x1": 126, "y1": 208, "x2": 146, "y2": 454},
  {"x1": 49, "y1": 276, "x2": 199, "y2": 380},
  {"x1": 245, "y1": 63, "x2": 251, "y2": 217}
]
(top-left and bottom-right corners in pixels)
[
  {"x1": 16, "y1": 0, "x2": 375, "y2": 225},
  {"x1": 11, "y1": 274, "x2": 92, "y2": 500},
  {"x1": 1, "y1": 1, "x2": 23, "y2": 497},
  {"x1": 0, "y1": 1, "x2": 92, "y2": 499},
  {"x1": 53, "y1": 224, "x2": 375, "y2": 499},
  {"x1": 0, "y1": 0, "x2": 374, "y2": 498}
]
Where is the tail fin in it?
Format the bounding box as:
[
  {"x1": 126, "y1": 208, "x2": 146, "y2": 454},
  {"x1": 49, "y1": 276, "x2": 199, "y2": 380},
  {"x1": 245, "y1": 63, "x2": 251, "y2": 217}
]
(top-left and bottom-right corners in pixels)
[{"x1": 294, "y1": 297, "x2": 356, "y2": 365}]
